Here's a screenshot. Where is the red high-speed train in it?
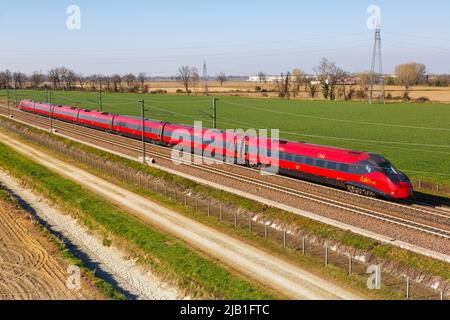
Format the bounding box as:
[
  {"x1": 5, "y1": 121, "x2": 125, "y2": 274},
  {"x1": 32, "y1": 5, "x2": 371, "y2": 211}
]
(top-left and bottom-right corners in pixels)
[{"x1": 19, "y1": 99, "x2": 414, "y2": 199}]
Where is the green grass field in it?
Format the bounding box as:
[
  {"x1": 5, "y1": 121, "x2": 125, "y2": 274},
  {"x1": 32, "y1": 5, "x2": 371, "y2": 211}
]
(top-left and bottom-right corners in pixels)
[{"x1": 1, "y1": 89, "x2": 449, "y2": 189}]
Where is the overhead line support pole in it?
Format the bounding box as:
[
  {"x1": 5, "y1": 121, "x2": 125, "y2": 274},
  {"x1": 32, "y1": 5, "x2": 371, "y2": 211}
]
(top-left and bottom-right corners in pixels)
[{"x1": 140, "y1": 99, "x2": 146, "y2": 164}]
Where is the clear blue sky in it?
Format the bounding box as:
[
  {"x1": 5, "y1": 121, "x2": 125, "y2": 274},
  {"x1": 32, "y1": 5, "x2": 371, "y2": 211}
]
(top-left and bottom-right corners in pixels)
[{"x1": 0, "y1": 0, "x2": 449, "y2": 75}]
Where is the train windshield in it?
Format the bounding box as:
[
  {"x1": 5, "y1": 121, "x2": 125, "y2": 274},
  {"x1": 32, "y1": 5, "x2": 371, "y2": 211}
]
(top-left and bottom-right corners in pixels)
[{"x1": 369, "y1": 155, "x2": 401, "y2": 182}]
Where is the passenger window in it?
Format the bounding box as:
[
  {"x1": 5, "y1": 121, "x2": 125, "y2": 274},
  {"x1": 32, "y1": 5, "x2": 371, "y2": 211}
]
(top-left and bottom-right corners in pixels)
[
  {"x1": 328, "y1": 162, "x2": 337, "y2": 170},
  {"x1": 316, "y1": 160, "x2": 326, "y2": 168}
]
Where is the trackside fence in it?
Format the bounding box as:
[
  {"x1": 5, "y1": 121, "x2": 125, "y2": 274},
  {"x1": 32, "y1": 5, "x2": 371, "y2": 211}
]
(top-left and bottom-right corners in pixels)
[{"x1": 0, "y1": 118, "x2": 448, "y2": 300}]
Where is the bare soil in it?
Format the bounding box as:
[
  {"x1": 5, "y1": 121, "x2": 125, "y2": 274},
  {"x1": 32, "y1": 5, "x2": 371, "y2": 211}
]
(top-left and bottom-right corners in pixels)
[{"x1": 0, "y1": 192, "x2": 99, "y2": 300}]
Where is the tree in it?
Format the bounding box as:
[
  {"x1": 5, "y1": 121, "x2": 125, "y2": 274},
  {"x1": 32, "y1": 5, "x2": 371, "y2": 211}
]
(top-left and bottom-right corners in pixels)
[
  {"x1": 307, "y1": 82, "x2": 319, "y2": 98},
  {"x1": 217, "y1": 72, "x2": 227, "y2": 86},
  {"x1": 48, "y1": 68, "x2": 61, "y2": 89},
  {"x1": 30, "y1": 71, "x2": 44, "y2": 89},
  {"x1": 60, "y1": 68, "x2": 77, "y2": 90},
  {"x1": 177, "y1": 65, "x2": 198, "y2": 94},
  {"x1": 314, "y1": 58, "x2": 346, "y2": 100},
  {"x1": 292, "y1": 68, "x2": 306, "y2": 98},
  {"x1": 257, "y1": 71, "x2": 267, "y2": 84},
  {"x1": 13, "y1": 72, "x2": 27, "y2": 89},
  {"x1": 123, "y1": 73, "x2": 137, "y2": 91},
  {"x1": 77, "y1": 73, "x2": 87, "y2": 90},
  {"x1": 0, "y1": 70, "x2": 12, "y2": 89},
  {"x1": 138, "y1": 72, "x2": 147, "y2": 92},
  {"x1": 395, "y1": 62, "x2": 426, "y2": 98},
  {"x1": 275, "y1": 73, "x2": 291, "y2": 99},
  {"x1": 111, "y1": 74, "x2": 122, "y2": 92}
]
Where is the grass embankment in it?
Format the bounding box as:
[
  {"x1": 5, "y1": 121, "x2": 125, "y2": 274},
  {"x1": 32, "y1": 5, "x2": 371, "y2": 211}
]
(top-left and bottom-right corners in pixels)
[
  {"x1": 0, "y1": 141, "x2": 275, "y2": 300},
  {"x1": 1, "y1": 89, "x2": 449, "y2": 191},
  {"x1": 1, "y1": 119, "x2": 448, "y2": 300}
]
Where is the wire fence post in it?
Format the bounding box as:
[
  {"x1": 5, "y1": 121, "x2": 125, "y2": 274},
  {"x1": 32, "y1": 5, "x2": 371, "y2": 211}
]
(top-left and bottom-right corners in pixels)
[
  {"x1": 234, "y1": 211, "x2": 238, "y2": 227},
  {"x1": 406, "y1": 277, "x2": 411, "y2": 299},
  {"x1": 264, "y1": 224, "x2": 268, "y2": 239},
  {"x1": 325, "y1": 246, "x2": 329, "y2": 266},
  {"x1": 219, "y1": 204, "x2": 223, "y2": 221},
  {"x1": 249, "y1": 218, "x2": 252, "y2": 232},
  {"x1": 208, "y1": 201, "x2": 211, "y2": 216},
  {"x1": 348, "y1": 255, "x2": 353, "y2": 275},
  {"x1": 283, "y1": 231, "x2": 287, "y2": 248},
  {"x1": 302, "y1": 236, "x2": 306, "y2": 255}
]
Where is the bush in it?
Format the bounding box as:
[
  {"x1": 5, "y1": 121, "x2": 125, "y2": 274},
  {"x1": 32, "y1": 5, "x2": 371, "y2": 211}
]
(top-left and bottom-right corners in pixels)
[
  {"x1": 255, "y1": 86, "x2": 262, "y2": 92},
  {"x1": 150, "y1": 89, "x2": 167, "y2": 95},
  {"x1": 402, "y1": 91, "x2": 411, "y2": 102},
  {"x1": 415, "y1": 96, "x2": 430, "y2": 103},
  {"x1": 176, "y1": 89, "x2": 184, "y2": 94},
  {"x1": 355, "y1": 89, "x2": 366, "y2": 100}
]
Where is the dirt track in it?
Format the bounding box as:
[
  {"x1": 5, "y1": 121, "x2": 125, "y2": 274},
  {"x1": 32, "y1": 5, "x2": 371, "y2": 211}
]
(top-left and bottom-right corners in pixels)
[
  {"x1": 0, "y1": 131, "x2": 362, "y2": 300},
  {"x1": 0, "y1": 195, "x2": 88, "y2": 300}
]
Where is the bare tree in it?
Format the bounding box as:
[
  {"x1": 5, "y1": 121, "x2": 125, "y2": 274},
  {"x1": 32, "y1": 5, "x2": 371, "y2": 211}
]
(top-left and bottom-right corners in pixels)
[
  {"x1": 30, "y1": 71, "x2": 44, "y2": 89},
  {"x1": 138, "y1": 72, "x2": 147, "y2": 92},
  {"x1": 0, "y1": 70, "x2": 12, "y2": 89},
  {"x1": 314, "y1": 58, "x2": 346, "y2": 100},
  {"x1": 60, "y1": 68, "x2": 77, "y2": 90},
  {"x1": 123, "y1": 73, "x2": 137, "y2": 91},
  {"x1": 275, "y1": 73, "x2": 291, "y2": 98},
  {"x1": 191, "y1": 68, "x2": 199, "y2": 90},
  {"x1": 77, "y1": 73, "x2": 87, "y2": 90},
  {"x1": 13, "y1": 72, "x2": 27, "y2": 89},
  {"x1": 177, "y1": 65, "x2": 198, "y2": 94},
  {"x1": 217, "y1": 72, "x2": 227, "y2": 86},
  {"x1": 257, "y1": 71, "x2": 267, "y2": 84},
  {"x1": 48, "y1": 68, "x2": 61, "y2": 89},
  {"x1": 111, "y1": 74, "x2": 122, "y2": 92},
  {"x1": 104, "y1": 75, "x2": 112, "y2": 92}
]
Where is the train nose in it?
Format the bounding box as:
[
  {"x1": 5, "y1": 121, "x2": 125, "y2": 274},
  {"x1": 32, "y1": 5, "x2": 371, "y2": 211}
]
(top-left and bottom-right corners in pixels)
[{"x1": 396, "y1": 182, "x2": 413, "y2": 199}]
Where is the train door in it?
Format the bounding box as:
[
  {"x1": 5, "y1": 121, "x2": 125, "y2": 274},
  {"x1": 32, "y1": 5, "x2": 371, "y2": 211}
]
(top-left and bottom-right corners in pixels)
[
  {"x1": 236, "y1": 136, "x2": 249, "y2": 165},
  {"x1": 158, "y1": 122, "x2": 169, "y2": 144}
]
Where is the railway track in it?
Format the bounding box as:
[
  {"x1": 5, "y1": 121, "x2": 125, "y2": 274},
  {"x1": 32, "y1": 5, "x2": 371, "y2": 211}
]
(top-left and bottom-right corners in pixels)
[{"x1": 1, "y1": 104, "x2": 450, "y2": 242}]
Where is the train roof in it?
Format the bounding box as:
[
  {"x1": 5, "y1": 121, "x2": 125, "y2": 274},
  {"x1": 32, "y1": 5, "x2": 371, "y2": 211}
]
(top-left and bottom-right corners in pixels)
[
  {"x1": 280, "y1": 140, "x2": 370, "y2": 162},
  {"x1": 114, "y1": 114, "x2": 166, "y2": 124}
]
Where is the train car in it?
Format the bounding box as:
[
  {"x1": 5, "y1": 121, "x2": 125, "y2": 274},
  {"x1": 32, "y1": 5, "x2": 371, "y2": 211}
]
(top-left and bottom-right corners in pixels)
[
  {"x1": 270, "y1": 140, "x2": 412, "y2": 198},
  {"x1": 52, "y1": 105, "x2": 81, "y2": 122},
  {"x1": 19, "y1": 100, "x2": 51, "y2": 116},
  {"x1": 78, "y1": 109, "x2": 115, "y2": 130},
  {"x1": 112, "y1": 115, "x2": 166, "y2": 142},
  {"x1": 161, "y1": 123, "x2": 195, "y2": 147}
]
